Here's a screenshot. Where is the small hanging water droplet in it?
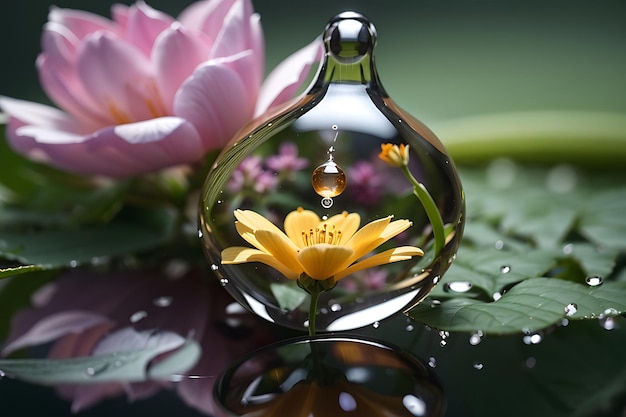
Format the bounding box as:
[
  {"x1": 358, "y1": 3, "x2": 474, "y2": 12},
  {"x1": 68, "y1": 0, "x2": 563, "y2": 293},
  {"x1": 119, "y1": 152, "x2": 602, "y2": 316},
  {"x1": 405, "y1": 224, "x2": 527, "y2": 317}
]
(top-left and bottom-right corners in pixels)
[
  {"x1": 198, "y1": 229, "x2": 203, "y2": 238},
  {"x1": 321, "y1": 197, "x2": 334, "y2": 208},
  {"x1": 469, "y1": 331, "x2": 484, "y2": 346},
  {"x1": 406, "y1": 324, "x2": 415, "y2": 332},
  {"x1": 153, "y1": 296, "x2": 173, "y2": 307},
  {"x1": 585, "y1": 275, "x2": 603, "y2": 286},
  {"x1": 564, "y1": 303, "x2": 578, "y2": 317},
  {"x1": 311, "y1": 159, "x2": 347, "y2": 199},
  {"x1": 500, "y1": 265, "x2": 511, "y2": 274},
  {"x1": 473, "y1": 362, "x2": 484, "y2": 370},
  {"x1": 0, "y1": 369, "x2": 5, "y2": 379},
  {"x1": 444, "y1": 281, "x2": 472, "y2": 293},
  {"x1": 439, "y1": 330, "x2": 449, "y2": 347},
  {"x1": 130, "y1": 310, "x2": 148, "y2": 323},
  {"x1": 211, "y1": 264, "x2": 219, "y2": 271},
  {"x1": 329, "y1": 302, "x2": 342, "y2": 312},
  {"x1": 522, "y1": 331, "x2": 543, "y2": 345},
  {"x1": 492, "y1": 292, "x2": 502, "y2": 301},
  {"x1": 600, "y1": 316, "x2": 618, "y2": 331},
  {"x1": 220, "y1": 278, "x2": 229, "y2": 286},
  {"x1": 430, "y1": 299, "x2": 441, "y2": 308},
  {"x1": 372, "y1": 321, "x2": 380, "y2": 329}
]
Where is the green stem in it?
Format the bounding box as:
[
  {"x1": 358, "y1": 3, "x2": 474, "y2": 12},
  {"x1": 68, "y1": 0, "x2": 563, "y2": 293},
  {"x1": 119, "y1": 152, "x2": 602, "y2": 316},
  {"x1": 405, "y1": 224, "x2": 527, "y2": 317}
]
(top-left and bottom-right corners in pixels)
[
  {"x1": 401, "y1": 165, "x2": 445, "y2": 259},
  {"x1": 308, "y1": 288, "x2": 320, "y2": 337}
]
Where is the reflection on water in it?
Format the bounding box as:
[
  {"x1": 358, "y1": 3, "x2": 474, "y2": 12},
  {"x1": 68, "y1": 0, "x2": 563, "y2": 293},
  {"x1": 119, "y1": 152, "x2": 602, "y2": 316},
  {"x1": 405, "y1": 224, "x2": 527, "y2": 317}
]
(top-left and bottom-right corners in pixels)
[
  {"x1": 215, "y1": 335, "x2": 445, "y2": 417},
  {"x1": 0, "y1": 270, "x2": 445, "y2": 416},
  {"x1": 0, "y1": 270, "x2": 277, "y2": 415}
]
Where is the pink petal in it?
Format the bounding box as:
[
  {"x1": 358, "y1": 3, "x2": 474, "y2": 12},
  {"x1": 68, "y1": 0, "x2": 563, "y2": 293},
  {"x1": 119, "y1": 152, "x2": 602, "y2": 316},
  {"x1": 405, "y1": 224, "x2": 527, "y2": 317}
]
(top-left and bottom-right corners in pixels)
[
  {"x1": 123, "y1": 1, "x2": 174, "y2": 57},
  {"x1": 1, "y1": 311, "x2": 110, "y2": 355},
  {"x1": 255, "y1": 38, "x2": 323, "y2": 116},
  {"x1": 48, "y1": 6, "x2": 121, "y2": 41},
  {"x1": 37, "y1": 55, "x2": 111, "y2": 126},
  {"x1": 209, "y1": 0, "x2": 255, "y2": 59},
  {"x1": 178, "y1": 0, "x2": 237, "y2": 40},
  {"x1": 111, "y1": 3, "x2": 130, "y2": 28},
  {"x1": 0, "y1": 96, "x2": 88, "y2": 132},
  {"x1": 152, "y1": 25, "x2": 212, "y2": 113},
  {"x1": 8, "y1": 115, "x2": 203, "y2": 177},
  {"x1": 174, "y1": 54, "x2": 254, "y2": 152},
  {"x1": 76, "y1": 32, "x2": 157, "y2": 124}
]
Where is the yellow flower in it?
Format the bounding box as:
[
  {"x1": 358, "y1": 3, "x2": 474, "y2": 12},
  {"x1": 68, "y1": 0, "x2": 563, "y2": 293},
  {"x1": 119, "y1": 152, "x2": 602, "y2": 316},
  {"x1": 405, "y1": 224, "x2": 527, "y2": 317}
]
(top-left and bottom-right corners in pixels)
[
  {"x1": 378, "y1": 143, "x2": 410, "y2": 167},
  {"x1": 221, "y1": 208, "x2": 423, "y2": 282}
]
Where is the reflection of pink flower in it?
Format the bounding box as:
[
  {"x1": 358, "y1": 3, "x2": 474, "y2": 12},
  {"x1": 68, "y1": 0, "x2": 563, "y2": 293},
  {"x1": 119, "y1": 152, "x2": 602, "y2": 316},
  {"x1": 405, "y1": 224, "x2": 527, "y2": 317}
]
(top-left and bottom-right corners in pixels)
[
  {"x1": 227, "y1": 155, "x2": 278, "y2": 194},
  {"x1": 0, "y1": 0, "x2": 321, "y2": 178},
  {"x1": 1, "y1": 270, "x2": 275, "y2": 415},
  {"x1": 340, "y1": 268, "x2": 388, "y2": 291},
  {"x1": 266, "y1": 142, "x2": 309, "y2": 174},
  {"x1": 347, "y1": 160, "x2": 387, "y2": 205}
]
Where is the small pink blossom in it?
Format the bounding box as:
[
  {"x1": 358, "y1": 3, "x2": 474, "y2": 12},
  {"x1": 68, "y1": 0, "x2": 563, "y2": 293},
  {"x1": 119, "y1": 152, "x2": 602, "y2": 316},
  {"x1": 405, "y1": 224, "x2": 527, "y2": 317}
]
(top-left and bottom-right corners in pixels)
[
  {"x1": 0, "y1": 0, "x2": 322, "y2": 178},
  {"x1": 265, "y1": 142, "x2": 309, "y2": 174}
]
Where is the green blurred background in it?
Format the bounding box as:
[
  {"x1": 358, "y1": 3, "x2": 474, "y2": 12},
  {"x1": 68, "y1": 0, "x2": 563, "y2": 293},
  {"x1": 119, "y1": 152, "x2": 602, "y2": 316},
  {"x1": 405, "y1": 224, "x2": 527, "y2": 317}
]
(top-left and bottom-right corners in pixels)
[
  {"x1": 1, "y1": 1, "x2": 625, "y2": 416},
  {"x1": 3, "y1": 0, "x2": 626, "y2": 124}
]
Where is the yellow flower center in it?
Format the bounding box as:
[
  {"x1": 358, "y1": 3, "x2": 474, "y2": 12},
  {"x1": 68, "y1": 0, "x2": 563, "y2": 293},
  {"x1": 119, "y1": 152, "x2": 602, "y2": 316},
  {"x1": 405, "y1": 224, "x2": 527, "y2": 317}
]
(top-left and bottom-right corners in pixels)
[{"x1": 301, "y1": 223, "x2": 343, "y2": 246}]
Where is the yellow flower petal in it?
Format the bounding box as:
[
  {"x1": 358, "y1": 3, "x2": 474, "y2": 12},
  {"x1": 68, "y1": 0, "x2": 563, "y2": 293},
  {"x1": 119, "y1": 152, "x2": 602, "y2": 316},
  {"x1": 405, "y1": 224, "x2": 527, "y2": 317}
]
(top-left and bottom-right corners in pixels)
[
  {"x1": 335, "y1": 246, "x2": 424, "y2": 281},
  {"x1": 297, "y1": 244, "x2": 354, "y2": 281},
  {"x1": 254, "y1": 229, "x2": 303, "y2": 276},
  {"x1": 284, "y1": 207, "x2": 321, "y2": 247},
  {"x1": 221, "y1": 247, "x2": 300, "y2": 280},
  {"x1": 345, "y1": 216, "x2": 392, "y2": 257},
  {"x1": 325, "y1": 211, "x2": 361, "y2": 243},
  {"x1": 234, "y1": 209, "x2": 284, "y2": 235},
  {"x1": 348, "y1": 218, "x2": 413, "y2": 261}
]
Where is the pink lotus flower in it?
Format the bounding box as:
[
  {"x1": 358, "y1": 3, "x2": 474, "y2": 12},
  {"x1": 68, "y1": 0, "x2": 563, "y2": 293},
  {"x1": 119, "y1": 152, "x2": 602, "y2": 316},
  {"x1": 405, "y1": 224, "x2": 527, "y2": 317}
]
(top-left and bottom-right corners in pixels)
[{"x1": 0, "y1": 0, "x2": 321, "y2": 177}]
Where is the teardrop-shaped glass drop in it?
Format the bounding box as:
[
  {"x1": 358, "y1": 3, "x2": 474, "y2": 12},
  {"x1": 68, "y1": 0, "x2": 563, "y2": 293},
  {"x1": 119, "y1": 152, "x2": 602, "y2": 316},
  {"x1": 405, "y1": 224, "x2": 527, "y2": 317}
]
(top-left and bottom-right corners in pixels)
[
  {"x1": 199, "y1": 12, "x2": 465, "y2": 332},
  {"x1": 312, "y1": 159, "x2": 347, "y2": 198}
]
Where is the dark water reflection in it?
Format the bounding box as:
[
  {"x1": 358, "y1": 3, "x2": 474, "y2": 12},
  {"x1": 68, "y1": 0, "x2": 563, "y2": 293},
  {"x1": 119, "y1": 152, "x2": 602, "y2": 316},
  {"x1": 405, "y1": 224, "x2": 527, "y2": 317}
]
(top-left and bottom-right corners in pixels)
[{"x1": 0, "y1": 269, "x2": 443, "y2": 416}]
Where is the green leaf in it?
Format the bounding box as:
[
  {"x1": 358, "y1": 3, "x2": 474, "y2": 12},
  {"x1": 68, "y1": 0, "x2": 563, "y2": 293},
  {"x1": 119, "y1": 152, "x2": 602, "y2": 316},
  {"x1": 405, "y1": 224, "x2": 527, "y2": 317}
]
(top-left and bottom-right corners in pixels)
[
  {"x1": 0, "y1": 207, "x2": 176, "y2": 268},
  {"x1": 0, "y1": 336, "x2": 201, "y2": 385},
  {"x1": 430, "y1": 246, "x2": 557, "y2": 298},
  {"x1": 408, "y1": 278, "x2": 626, "y2": 334},
  {"x1": 271, "y1": 282, "x2": 308, "y2": 311},
  {"x1": 578, "y1": 187, "x2": 626, "y2": 250}
]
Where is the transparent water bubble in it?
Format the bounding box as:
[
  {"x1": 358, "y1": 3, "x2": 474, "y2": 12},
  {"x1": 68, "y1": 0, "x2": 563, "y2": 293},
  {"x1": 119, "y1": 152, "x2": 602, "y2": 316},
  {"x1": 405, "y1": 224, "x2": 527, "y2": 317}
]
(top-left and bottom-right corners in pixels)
[
  {"x1": 444, "y1": 281, "x2": 472, "y2": 293},
  {"x1": 199, "y1": 12, "x2": 465, "y2": 332},
  {"x1": 500, "y1": 265, "x2": 511, "y2": 274},
  {"x1": 214, "y1": 334, "x2": 445, "y2": 417},
  {"x1": 585, "y1": 275, "x2": 604, "y2": 287}
]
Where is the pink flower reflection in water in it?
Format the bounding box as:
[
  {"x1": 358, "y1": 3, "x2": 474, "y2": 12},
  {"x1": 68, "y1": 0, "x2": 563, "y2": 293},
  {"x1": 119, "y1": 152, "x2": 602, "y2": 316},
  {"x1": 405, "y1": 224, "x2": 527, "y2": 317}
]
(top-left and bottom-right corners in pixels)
[{"x1": 1, "y1": 270, "x2": 276, "y2": 415}]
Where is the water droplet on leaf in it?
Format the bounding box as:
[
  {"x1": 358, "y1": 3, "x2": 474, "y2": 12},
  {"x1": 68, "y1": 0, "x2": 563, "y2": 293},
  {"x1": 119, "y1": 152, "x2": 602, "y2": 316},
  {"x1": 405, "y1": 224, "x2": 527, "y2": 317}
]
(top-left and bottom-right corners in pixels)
[
  {"x1": 444, "y1": 281, "x2": 472, "y2": 293},
  {"x1": 500, "y1": 265, "x2": 511, "y2": 274},
  {"x1": 564, "y1": 303, "x2": 578, "y2": 317},
  {"x1": 585, "y1": 275, "x2": 603, "y2": 286}
]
